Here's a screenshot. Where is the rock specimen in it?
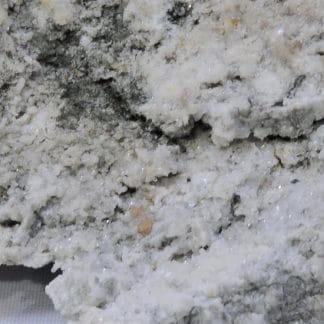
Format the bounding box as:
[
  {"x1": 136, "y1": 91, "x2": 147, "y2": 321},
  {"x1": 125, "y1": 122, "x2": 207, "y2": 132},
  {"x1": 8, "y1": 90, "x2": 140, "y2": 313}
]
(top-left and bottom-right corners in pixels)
[{"x1": 0, "y1": 0, "x2": 323, "y2": 323}]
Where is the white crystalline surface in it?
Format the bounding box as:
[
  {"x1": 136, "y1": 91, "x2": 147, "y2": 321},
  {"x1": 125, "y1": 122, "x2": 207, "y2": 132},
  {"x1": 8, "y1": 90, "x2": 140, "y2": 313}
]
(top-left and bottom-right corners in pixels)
[{"x1": 0, "y1": 0, "x2": 323, "y2": 323}]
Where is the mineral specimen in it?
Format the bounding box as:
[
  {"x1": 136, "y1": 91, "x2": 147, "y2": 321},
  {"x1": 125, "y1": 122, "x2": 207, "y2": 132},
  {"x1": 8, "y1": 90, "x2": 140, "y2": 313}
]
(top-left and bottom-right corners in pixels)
[{"x1": 0, "y1": 0, "x2": 323, "y2": 323}]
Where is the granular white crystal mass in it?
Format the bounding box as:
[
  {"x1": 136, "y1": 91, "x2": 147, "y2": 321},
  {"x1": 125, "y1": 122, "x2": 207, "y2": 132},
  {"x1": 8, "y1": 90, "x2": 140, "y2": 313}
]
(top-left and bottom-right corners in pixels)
[{"x1": 0, "y1": 0, "x2": 323, "y2": 323}]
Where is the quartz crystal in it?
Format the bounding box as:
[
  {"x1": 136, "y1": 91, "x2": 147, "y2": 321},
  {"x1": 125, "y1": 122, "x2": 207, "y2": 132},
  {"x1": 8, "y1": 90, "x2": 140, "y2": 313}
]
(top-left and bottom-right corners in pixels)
[{"x1": 0, "y1": 0, "x2": 323, "y2": 323}]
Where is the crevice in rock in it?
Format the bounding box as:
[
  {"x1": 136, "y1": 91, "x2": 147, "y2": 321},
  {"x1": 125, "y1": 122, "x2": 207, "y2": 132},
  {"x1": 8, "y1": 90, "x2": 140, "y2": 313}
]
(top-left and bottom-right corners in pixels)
[
  {"x1": 201, "y1": 81, "x2": 223, "y2": 89},
  {"x1": 114, "y1": 205, "x2": 124, "y2": 215},
  {"x1": 274, "y1": 152, "x2": 284, "y2": 168},
  {"x1": 230, "y1": 193, "x2": 241, "y2": 216},
  {"x1": 170, "y1": 250, "x2": 193, "y2": 262},
  {"x1": 216, "y1": 224, "x2": 228, "y2": 235},
  {"x1": 102, "y1": 205, "x2": 124, "y2": 225},
  {"x1": 312, "y1": 117, "x2": 324, "y2": 131},
  {"x1": 178, "y1": 306, "x2": 201, "y2": 324},
  {"x1": 159, "y1": 236, "x2": 178, "y2": 250},
  {"x1": 291, "y1": 157, "x2": 310, "y2": 169},
  {"x1": 310, "y1": 32, "x2": 324, "y2": 42},
  {"x1": 287, "y1": 75, "x2": 306, "y2": 98},
  {"x1": 272, "y1": 99, "x2": 284, "y2": 107},
  {"x1": 149, "y1": 172, "x2": 180, "y2": 185},
  {"x1": 176, "y1": 119, "x2": 212, "y2": 142},
  {"x1": 193, "y1": 18, "x2": 200, "y2": 26},
  {"x1": 265, "y1": 134, "x2": 308, "y2": 142},
  {"x1": 230, "y1": 75, "x2": 243, "y2": 82},
  {"x1": 232, "y1": 132, "x2": 308, "y2": 148},
  {"x1": 15, "y1": 110, "x2": 26, "y2": 119},
  {"x1": 169, "y1": 117, "x2": 212, "y2": 143},
  {"x1": 0, "y1": 219, "x2": 21, "y2": 228},
  {"x1": 215, "y1": 194, "x2": 245, "y2": 236},
  {"x1": 0, "y1": 82, "x2": 11, "y2": 94},
  {"x1": 120, "y1": 183, "x2": 137, "y2": 197}
]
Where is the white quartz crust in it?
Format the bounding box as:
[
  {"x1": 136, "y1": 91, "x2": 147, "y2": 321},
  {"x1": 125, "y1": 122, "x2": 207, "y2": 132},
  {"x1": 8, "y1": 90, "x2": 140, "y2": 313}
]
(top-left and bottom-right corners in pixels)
[{"x1": 0, "y1": 0, "x2": 323, "y2": 323}]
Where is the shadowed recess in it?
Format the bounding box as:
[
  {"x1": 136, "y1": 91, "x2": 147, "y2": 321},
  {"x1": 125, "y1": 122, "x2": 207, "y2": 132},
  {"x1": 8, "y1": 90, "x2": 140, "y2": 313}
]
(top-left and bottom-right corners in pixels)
[{"x1": 0, "y1": 263, "x2": 65, "y2": 323}]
